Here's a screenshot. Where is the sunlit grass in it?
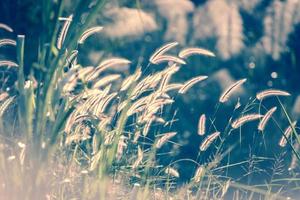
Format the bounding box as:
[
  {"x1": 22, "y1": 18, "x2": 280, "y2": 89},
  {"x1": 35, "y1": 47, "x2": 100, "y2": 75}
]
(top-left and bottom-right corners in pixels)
[{"x1": 0, "y1": 0, "x2": 299, "y2": 199}]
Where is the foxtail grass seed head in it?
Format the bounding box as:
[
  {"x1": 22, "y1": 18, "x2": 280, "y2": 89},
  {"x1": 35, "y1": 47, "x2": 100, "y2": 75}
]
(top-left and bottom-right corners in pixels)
[
  {"x1": 0, "y1": 92, "x2": 9, "y2": 101},
  {"x1": 120, "y1": 69, "x2": 142, "y2": 91},
  {"x1": 193, "y1": 166, "x2": 205, "y2": 183},
  {"x1": 116, "y1": 136, "x2": 127, "y2": 161},
  {"x1": 0, "y1": 60, "x2": 19, "y2": 68},
  {"x1": 219, "y1": 78, "x2": 247, "y2": 103},
  {"x1": 0, "y1": 96, "x2": 15, "y2": 117},
  {"x1": 279, "y1": 121, "x2": 297, "y2": 147},
  {"x1": 132, "y1": 146, "x2": 143, "y2": 169},
  {"x1": 221, "y1": 180, "x2": 231, "y2": 198},
  {"x1": 133, "y1": 131, "x2": 141, "y2": 144},
  {"x1": 149, "y1": 42, "x2": 179, "y2": 64},
  {"x1": 258, "y1": 107, "x2": 277, "y2": 131},
  {"x1": 199, "y1": 131, "x2": 220, "y2": 151},
  {"x1": 92, "y1": 74, "x2": 121, "y2": 88},
  {"x1": 57, "y1": 14, "x2": 73, "y2": 49},
  {"x1": 198, "y1": 114, "x2": 206, "y2": 135},
  {"x1": 78, "y1": 26, "x2": 103, "y2": 44},
  {"x1": 178, "y1": 76, "x2": 208, "y2": 94},
  {"x1": 0, "y1": 39, "x2": 16, "y2": 47},
  {"x1": 231, "y1": 114, "x2": 263, "y2": 129},
  {"x1": 289, "y1": 143, "x2": 299, "y2": 171},
  {"x1": 256, "y1": 89, "x2": 291, "y2": 100},
  {"x1": 151, "y1": 55, "x2": 186, "y2": 65},
  {"x1": 179, "y1": 47, "x2": 215, "y2": 58},
  {"x1": 155, "y1": 132, "x2": 177, "y2": 149},
  {"x1": 165, "y1": 167, "x2": 180, "y2": 178},
  {"x1": 0, "y1": 23, "x2": 13, "y2": 32}
]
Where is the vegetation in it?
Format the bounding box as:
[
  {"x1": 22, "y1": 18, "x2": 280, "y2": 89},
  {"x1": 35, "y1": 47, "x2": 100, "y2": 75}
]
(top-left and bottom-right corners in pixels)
[{"x1": 0, "y1": 0, "x2": 299, "y2": 199}]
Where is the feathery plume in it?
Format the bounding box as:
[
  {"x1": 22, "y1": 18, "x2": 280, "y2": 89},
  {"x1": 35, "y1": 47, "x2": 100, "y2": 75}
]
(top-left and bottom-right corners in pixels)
[
  {"x1": 0, "y1": 39, "x2": 16, "y2": 47},
  {"x1": 133, "y1": 130, "x2": 141, "y2": 144},
  {"x1": 279, "y1": 121, "x2": 297, "y2": 147},
  {"x1": 149, "y1": 42, "x2": 178, "y2": 64},
  {"x1": 165, "y1": 83, "x2": 183, "y2": 92},
  {"x1": 92, "y1": 74, "x2": 121, "y2": 88},
  {"x1": 57, "y1": 14, "x2": 73, "y2": 49},
  {"x1": 0, "y1": 96, "x2": 16, "y2": 117},
  {"x1": 0, "y1": 23, "x2": 13, "y2": 32},
  {"x1": 193, "y1": 166, "x2": 205, "y2": 183},
  {"x1": 179, "y1": 76, "x2": 208, "y2": 94},
  {"x1": 219, "y1": 78, "x2": 247, "y2": 103},
  {"x1": 179, "y1": 47, "x2": 215, "y2": 58},
  {"x1": 0, "y1": 92, "x2": 9, "y2": 101},
  {"x1": 221, "y1": 180, "x2": 231, "y2": 198},
  {"x1": 258, "y1": 107, "x2": 277, "y2": 131},
  {"x1": 256, "y1": 89, "x2": 291, "y2": 100},
  {"x1": 143, "y1": 118, "x2": 153, "y2": 136},
  {"x1": 120, "y1": 69, "x2": 142, "y2": 91},
  {"x1": 165, "y1": 167, "x2": 180, "y2": 178},
  {"x1": 199, "y1": 131, "x2": 220, "y2": 151},
  {"x1": 0, "y1": 60, "x2": 18, "y2": 67},
  {"x1": 289, "y1": 143, "x2": 299, "y2": 171},
  {"x1": 198, "y1": 114, "x2": 206, "y2": 135},
  {"x1": 155, "y1": 132, "x2": 177, "y2": 149},
  {"x1": 87, "y1": 58, "x2": 131, "y2": 81},
  {"x1": 116, "y1": 135, "x2": 127, "y2": 161},
  {"x1": 132, "y1": 146, "x2": 143, "y2": 169},
  {"x1": 151, "y1": 55, "x2": 186, "y2": 65},
  {"x1": 78, "y1": 26, "x2": 103, "y2": 44},
  {"x1": 231, "y1": 114, "x2": 263, "y2": 129}
]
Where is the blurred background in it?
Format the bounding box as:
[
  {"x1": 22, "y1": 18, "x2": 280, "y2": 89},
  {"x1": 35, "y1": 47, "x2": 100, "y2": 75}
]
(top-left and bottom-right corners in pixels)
[{"x1": 1, "y1": 0, "x2": 300, "y2": 183}]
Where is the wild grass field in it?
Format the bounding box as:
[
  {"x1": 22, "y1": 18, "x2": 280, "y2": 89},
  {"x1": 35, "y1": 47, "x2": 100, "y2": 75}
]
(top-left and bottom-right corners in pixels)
[{"x1": 0, "y1": 0, "x2": 300, "y2": 199}]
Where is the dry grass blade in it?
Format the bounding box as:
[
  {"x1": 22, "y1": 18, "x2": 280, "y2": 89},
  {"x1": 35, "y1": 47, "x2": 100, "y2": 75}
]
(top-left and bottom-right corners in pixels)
[
  {"x1": 232, "y1": 114, "x2": 263, "y2": 129},
  {"x1": 78, "y1": 26, "x2": 103, "y2": 44},
  {"x1": 57, "y1": 14, "x2": 73, "y2": 49},
  {"x1": 178, "y1": 76, "x2": 208, "y2": 94},
  {"x1": 0, "y1": 60, "x2": 19, "y2": 67},
  {"x1": 165, "y1": 167, "x2": 180, "y2": 178},
  {"x1": 155, "y1": 132, "x2": 177, "y2": 149},
  {"x1": 149, "y1": 42, "x2": 178, "y2": 64},
  {"x1": 199, "y1": 131, "x2": 220, "y2": 151},
  {"x1": 0, "y1": 39, "x2": 17, "y2": 47},
  {"x1": 256, "y1": 89, "x2": 291, "y2": 100},
  {"x1": 198, "y1": 114, "x2": 206, "y2": 136},
  {"x1": 219, "y1": 78, "x2": 247, "y2": 103},
  {"x1": 279, "y1": 121, "x2": 297, "y2": 147},
  {"x1": 258, "y1": 107, "x2": 277, "y2": 131},
  {"x1": 179, "y1": 47, "x2": 215, "y2": 58},
  {"x1": 0, "y1": 23, "x2": 13, "y2": 32}
]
